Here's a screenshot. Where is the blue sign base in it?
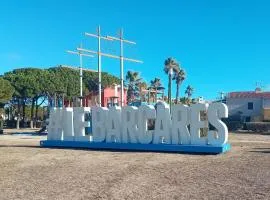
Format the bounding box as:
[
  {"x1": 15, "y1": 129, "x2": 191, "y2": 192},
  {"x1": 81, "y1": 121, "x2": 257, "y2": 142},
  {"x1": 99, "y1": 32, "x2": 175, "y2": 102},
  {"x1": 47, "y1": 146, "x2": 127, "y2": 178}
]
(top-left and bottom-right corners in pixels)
[{"x1": 40, "y1": 140, "x2": 231, "y2": 154}]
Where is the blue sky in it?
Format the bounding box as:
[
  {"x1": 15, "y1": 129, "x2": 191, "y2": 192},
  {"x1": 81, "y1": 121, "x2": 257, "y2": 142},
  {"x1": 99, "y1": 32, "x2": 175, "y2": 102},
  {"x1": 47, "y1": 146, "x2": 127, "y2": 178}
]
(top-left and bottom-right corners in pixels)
[{"x1": 0, "y1": 0, "x2": 270, "y2": 100}]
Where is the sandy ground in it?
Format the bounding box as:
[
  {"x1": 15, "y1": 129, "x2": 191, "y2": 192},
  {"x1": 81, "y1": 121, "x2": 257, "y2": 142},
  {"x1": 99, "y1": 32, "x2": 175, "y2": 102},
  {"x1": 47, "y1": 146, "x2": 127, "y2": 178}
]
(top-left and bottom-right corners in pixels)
[{"x1": 0, "y1": 130, "x2": 269, "y2": 200}]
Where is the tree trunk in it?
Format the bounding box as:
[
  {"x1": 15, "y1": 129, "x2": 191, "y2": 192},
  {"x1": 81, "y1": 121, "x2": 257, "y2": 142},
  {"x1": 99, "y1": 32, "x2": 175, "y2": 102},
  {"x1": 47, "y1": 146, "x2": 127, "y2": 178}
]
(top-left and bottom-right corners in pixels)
[
  {"x1": 34, "y1": 96, "x2": 46, "y2": 128},
  {"x1": 16, "y1": 99, "x2": 21, "y2": 129},
  {"x1": 34, "y1": 98, "x2": 39, "y2": 128},
  {"x1": 16, "y1": 98, "x2": 21, "y2": 129},
  {"x1": 47, "y1": 96, "x2": 51, "y2": 119},
  {"x1": 22, "y1": 98, "x2": 26, "y2": 128},
  {"x1": 168, "y1": 73, "x2": 172, "y2": 110},
  {"x1": 167, "y1": 77, "x2": 170, "y2": 102},
  {"x1": 30, "y1": 97, "x2": 35, "y2": 129},
  {"x1": 16, "y1": 114, "x2": 20, "y2": 129},
  {"x1": 176, "y1": 83, "x2": 179, "y2": 104},
  {"x1": 155, "y1": 89, "x2": 157, "y2": 103}
]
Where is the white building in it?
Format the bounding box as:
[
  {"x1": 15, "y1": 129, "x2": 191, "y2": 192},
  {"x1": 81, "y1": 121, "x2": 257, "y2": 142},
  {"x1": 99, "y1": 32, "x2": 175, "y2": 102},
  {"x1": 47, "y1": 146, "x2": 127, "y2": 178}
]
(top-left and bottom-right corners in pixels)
[{"x1": 226, "y1": 88, "x2": 270, "y2": 122}]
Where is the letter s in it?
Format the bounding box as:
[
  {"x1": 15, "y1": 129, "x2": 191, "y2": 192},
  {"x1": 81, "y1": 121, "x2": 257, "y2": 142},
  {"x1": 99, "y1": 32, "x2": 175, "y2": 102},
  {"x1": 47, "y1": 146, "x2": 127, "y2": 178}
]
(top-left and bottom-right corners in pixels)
[{"x1": 208, "y1": 103, "x2": 228, "y2": 146}]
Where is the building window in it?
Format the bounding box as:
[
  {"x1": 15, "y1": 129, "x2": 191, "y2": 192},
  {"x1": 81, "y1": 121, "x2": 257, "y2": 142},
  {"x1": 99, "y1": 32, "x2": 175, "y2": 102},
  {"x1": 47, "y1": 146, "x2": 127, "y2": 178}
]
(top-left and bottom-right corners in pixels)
[{"x1": 248, "y1": 102, "x2": 253, "y2": 110}]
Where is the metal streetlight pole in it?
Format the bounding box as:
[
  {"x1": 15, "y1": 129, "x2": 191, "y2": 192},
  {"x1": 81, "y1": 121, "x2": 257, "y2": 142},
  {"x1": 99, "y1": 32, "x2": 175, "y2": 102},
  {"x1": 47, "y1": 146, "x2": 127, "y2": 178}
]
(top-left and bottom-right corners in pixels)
[
  {"x1": 120, "y1": 29, "x2": 124, "y2": 107},
  {"x1": 107, "y1": 29, "x2": 141, "y2": 107},
  {"x1": 97, "y1": 26, "x2": 102, "y2": 107},
  {"x1": 85, "y1": 26, "x2": 113, "y2": 107},
  {"x1": 79, "y1": 44, "x2": 83, "y2": 106},
  {"x1": 66, "y1": 48, "x2": 94, "y2": 107}
]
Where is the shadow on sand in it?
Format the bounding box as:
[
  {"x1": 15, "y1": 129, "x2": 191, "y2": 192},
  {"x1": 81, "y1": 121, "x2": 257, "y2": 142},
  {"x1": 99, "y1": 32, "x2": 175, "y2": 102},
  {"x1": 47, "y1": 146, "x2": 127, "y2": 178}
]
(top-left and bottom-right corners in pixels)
[
  {"x1": 234, "y1": 130, "x2": 270, "y2": 136},
  {"x1": 0, "y1": 144, "x2": 219, "y2": 155},
  {"x1": 250, "y1": 148, "x2": 270, "y2": 154}
]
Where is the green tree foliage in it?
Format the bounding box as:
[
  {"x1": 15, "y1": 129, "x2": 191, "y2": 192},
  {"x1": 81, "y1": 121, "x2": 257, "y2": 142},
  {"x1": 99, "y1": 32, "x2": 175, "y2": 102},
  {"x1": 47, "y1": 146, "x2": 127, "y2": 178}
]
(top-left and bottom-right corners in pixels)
[
  {"x1": 2, "y1": 65, "x2": 120, "y2": 128},
  {"x1": 0, "y1": 77, "x2": 14, "y2": 104},
  {"x1": 83, "y1": 70, "x2": 120, "y2": 94},
  {"x1": 48, "y1": 66, "x2": 81, "y2": 100},
  {"x1": 137, "y1": 81, "x2": 148, "y2": 102},
  {"x1": 150, "y1": 77, "x2": 162, "y2": 89},
  {"x1": 42, "y1": 66, "x2": 120, "y2": 101},
  {"x1": 164, "y1": 58, "x2": 180, "y2": 74},
  {"x1": 185, "y1": 85, "x2": 194, "y2": 99},
  {"x1": 164, "y1": 58, "x2": 180, "y2": 105},
  {"x1": 180, "y1": 97, "x2": 191, "y2": 105},
  {"x1": 3, "y1": 68, "x2": 45, "y2": 125},
  {"x1": 125, "y1": 71, "x2": 142, "y2": 103},
  {"x1": 4, "y1": 68, "x2": 39, "y2": 99},
  {"x1": 173, "y1": 69, "x2": 186, "y2": 103},
  {"x1": 149, "y1": 77, "x2": 164, "y2": 103}
]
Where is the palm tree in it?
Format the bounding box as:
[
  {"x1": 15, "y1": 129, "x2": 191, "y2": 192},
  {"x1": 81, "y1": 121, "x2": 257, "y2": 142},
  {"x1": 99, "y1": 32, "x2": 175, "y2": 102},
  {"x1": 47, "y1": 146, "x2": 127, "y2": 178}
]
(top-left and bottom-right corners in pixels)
[
  {"x1": 150, "y1": 78, "x2": 163, "y2": 103},
  {"x1": 164, "y1": 58, "x2": 180, "y2": 109},
  {"x1": 137, "y1": 81, "x2": 148, "y2": 102},
  {"x1": 125, "y1": 71, "x2": 141, "y2": 103},
  {"x1": 180, "y1": 97, "x2": 190, "y2": 105},
  {"x1": 185, "y1": 85, "x2": 194, "y2": 99},
  {"x1": 174, "y1": 69, "x2": 186, "y2": 104}
]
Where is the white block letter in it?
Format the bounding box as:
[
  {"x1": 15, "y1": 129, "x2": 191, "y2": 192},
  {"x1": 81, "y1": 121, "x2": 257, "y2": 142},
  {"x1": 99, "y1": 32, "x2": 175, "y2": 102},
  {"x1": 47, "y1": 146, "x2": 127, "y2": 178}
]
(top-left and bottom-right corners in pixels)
[
  {"x1": 138, "y1": 105, "x2": 156, "y2": 144},
  {"x1": 106, "y1": 106, "x2": 122, "y2": 143},
  {"x1": 73, "y1": 107, "x2": 91, "y2": 141},
  {"x1": 171, "y1": 104, "x2": 190, "y2": 145},
  {"x1": 122, "y1": 106, "x2": 139, "y2": 143},
  {"x1": 208, "y1": 103, "x2": 228, "y2": 146},
  {"x1": 92, "y1": 107, "x2": 108, "y2": 142},
  {"x1": 190, "y1": 103, "x2": 208, "y2": 145},
  {"x1": 47, "y1": 108, "x2": 63, "y2": 140},
  {"x1": 153, "y1": 102, "x2": 171, "y2": 144},
  {"x1": 62, "y1": 107, "x2": 74, "y2": 141}
]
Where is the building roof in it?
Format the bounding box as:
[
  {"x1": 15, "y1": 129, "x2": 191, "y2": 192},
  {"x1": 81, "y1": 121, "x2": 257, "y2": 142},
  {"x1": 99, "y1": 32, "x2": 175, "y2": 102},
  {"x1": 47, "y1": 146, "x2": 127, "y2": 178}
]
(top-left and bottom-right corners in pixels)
[{"x1": 228, "y1": 91, "x2": 270, "y2": 99}]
